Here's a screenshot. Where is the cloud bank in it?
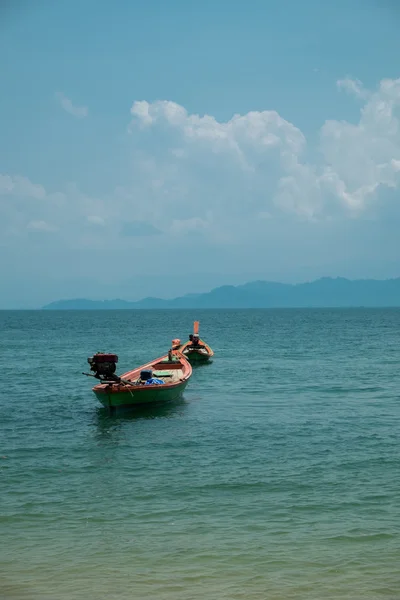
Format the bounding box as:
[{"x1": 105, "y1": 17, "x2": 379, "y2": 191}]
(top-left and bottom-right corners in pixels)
[
  {"x1": 1, "y1": 77, "x2": 400, "y2": 305},
  {"x1": 128, "y1": 77, "x2": 400, "y2": 221}
]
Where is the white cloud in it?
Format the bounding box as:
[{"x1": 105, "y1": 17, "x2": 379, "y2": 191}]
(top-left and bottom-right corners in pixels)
[
  {"x1": 55, "y1": 92, "x2": 88, "y2": 118},
  {"x1": 27, "y1": 220, "x2": 58, "y2": 232},
  {"x1": 4, "y1": 77, "x2": 400, "y2": 239},
  {"x1": 320, "y1": 77, "x2": 400, "y2": 212},
  {"x1": 1, "y1": 76, "x2": 400, "y2": 305},
  {"x1": 130, "y1": 100, "x2": 154, "y2": 127},
  {"x1": 337, "y1": 77, "x2": 369, "y2": 100},
  {"x1": 130, "y1": 100, "x2": 305, "y2": 169},
  {"x1": 0, "y1": 174, "x2": 46, "y2": 199},
  {"x1": 128, "y1": 77, "x2": 400, "y2": 225}
]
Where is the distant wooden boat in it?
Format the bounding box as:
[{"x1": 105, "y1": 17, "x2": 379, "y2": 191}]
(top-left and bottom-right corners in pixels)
[
  {"x1": 86, "y1": 350, "x2": 192, "y2": 410},
  {"x1": 178, "y1": 321, "x2": 214, "y2": 364}
]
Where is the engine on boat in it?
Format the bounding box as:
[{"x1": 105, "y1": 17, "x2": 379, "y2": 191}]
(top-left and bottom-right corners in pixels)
[{"x1": 87, "y1": 352, "x2": 119, "y2": 381}]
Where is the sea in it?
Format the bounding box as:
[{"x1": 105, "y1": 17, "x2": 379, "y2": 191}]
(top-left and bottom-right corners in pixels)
[{"x1": 1, "y1": 308, "x2": 400, "y2": 600}]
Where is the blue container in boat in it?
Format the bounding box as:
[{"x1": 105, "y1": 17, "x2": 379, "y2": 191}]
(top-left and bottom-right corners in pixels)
[{"x1": 140, "y1": 369, "x2": 153, "y2": 381}]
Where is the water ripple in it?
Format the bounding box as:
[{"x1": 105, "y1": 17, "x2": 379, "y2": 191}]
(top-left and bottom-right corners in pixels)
[{"x1": 1, "y1": 308, "x2": 400, "y2": 599}]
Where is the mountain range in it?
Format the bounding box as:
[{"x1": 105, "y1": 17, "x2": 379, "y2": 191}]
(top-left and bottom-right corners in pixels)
[{"x1": 42, "y1": 277, "x2": 400, "y2": 309}]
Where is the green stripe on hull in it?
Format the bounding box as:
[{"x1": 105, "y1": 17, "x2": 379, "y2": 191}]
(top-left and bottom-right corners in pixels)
[{"x1": 94, "y1": 380, "x2": 188, "y2": 408}]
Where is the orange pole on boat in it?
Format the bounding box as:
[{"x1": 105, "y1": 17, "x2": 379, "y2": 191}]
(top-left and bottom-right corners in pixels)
[{"x1": 193, "y1": 321, "x2": 199, "y2": 335}]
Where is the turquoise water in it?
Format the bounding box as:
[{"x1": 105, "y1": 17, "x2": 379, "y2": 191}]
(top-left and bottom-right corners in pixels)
[{"x1": 1, "y1": 309, "x2": 400, "y2": 600}]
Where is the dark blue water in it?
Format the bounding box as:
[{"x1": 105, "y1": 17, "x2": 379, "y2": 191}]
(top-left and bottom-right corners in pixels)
[{"x1": 1, "y1": 309, "x2": 400, "y2": 599}]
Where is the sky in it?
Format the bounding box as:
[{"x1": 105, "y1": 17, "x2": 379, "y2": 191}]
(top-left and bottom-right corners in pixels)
[{"x1": 1, "y1": 0, "x2": 400, "y2": 308}]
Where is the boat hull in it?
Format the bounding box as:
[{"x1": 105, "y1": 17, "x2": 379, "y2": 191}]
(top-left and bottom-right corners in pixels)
[
  {"x1": 92, "y1": 351, "x2": 192, "y2": 409},
  {"x1": 94, "y1": 378, "x2": 188, "y2": 408},
  {"x1": 183, "y1": 350, "x2": 212, "y2": 364}
]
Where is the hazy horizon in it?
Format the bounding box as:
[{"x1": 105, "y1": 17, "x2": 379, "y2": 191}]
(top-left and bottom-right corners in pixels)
[
  {"x1": 31, "y1": 275, "x2": 400, "y2": 311},
  {"x1": 4, "y1": 272, "x2": 400, "y2": 310}
]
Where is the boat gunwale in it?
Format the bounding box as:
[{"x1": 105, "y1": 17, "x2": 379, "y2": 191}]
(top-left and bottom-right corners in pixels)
[
  {"x1": 180, "y1": 338, "x2": 214, "y2": 358},
  {"x1": 92, "y1": 351, "x2": 192, "y2": 395}
]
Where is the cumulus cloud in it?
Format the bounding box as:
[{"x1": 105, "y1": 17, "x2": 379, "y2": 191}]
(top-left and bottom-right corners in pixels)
[
  {"x1": 128, "y1": 77, "x2": 400, "y2": 225},
  {"x1": 1, "y1": 76, "x2": 400, "y2": 305},
  {"x1": 321, "y1": 78, "x2": 400, "y2": 211},
  {"x1": 3, "y1": 77, "x2": 400, "y2": 238},
  {"x1": 130, "y1": 100, "x2": 305, "y2": 163},
  {"x1": 0, "y1": 174, "x2": 46, "y2": 199},
  {"x1": 337, "y1": 77, "x2": 369, "y2": 100},
  {"x1": 55, "y1": 92, "x2": 88, "y2": 118}
]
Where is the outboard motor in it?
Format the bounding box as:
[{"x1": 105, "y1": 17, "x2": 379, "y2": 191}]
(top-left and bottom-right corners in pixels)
[
  {"x1": 140, "y1": 369, "x2": 153, "y2": 381},
  {"x1": 87, "y1": 352, "x2": 119, "y2": 381}
]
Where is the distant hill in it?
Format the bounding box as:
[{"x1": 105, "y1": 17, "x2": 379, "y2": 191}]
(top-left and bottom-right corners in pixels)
[{"x1": 42, "y1": 277, "x2": 400, "y2": 309}]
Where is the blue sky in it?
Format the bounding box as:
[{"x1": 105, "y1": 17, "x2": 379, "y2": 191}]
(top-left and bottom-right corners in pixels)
[{"x1": 1, "y1": 0, "x2": 400, "y2": 308}]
